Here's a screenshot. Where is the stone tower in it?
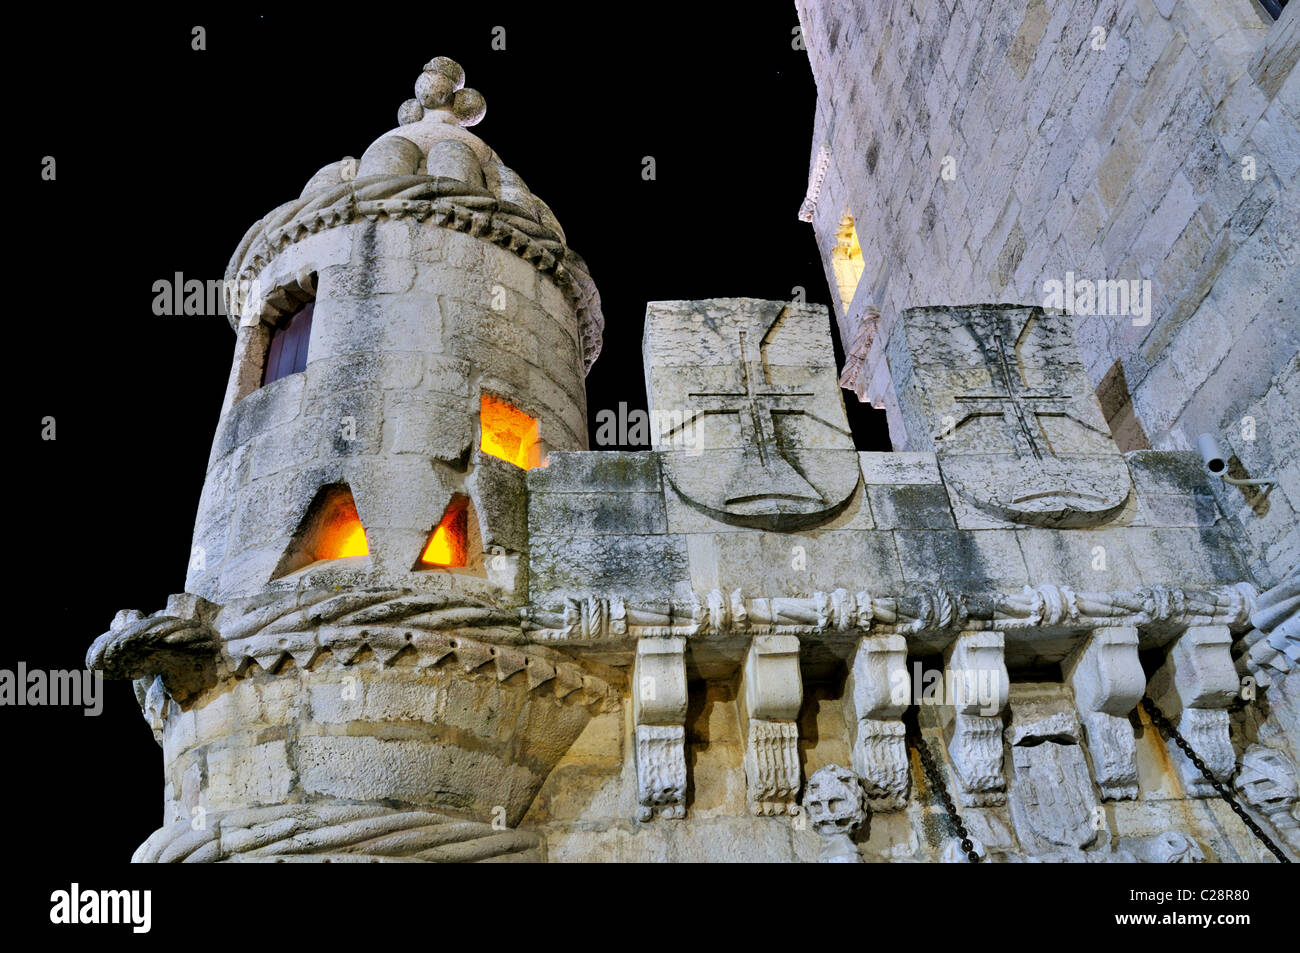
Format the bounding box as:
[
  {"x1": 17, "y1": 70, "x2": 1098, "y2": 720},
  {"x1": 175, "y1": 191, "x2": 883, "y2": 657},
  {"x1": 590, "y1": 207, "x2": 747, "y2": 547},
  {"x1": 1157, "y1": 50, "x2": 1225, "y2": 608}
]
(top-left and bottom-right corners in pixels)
[
  {"x1": 89, "y1": 58, "x2": 613, "y2": 862},
  {"x1": 195, "y1": 55, "x2": 600, "y2": 604}
]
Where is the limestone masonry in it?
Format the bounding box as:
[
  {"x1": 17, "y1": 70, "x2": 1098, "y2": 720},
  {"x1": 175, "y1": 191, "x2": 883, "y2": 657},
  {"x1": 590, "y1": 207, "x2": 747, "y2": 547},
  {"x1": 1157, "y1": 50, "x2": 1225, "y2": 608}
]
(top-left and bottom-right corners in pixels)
[{"x1": 90, "y1": 8, "x2": 1300, "y2": 863}]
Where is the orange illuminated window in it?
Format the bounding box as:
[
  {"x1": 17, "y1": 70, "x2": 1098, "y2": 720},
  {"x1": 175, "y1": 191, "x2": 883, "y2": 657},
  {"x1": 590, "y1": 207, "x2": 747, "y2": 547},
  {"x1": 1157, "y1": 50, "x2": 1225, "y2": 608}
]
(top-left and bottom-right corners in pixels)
[
  {"x1": 480, "y1": 394, "x2": 542, "y2": 469},
  {"x1": 419, "y1": 495, "x2": 469, "y2": 567},
  {"x1": 273, "y1": 484, "x2": 370, "y2": 578},
  {"x1": 315, "y1": 494, "x2": 370, "y2": 559}
]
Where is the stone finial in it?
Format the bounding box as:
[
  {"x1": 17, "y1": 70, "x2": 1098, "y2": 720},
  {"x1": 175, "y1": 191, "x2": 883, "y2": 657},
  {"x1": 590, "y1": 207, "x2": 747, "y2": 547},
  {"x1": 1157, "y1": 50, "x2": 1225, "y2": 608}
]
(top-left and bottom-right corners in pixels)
[{"x1": 398, "y1": 56, "x2": 486, "y2": 127}]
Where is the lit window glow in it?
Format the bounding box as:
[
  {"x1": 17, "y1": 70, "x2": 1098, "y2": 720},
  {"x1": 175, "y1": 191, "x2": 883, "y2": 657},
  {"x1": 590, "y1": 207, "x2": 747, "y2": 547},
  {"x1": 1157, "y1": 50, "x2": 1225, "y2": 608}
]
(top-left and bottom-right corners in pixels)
[
  {"x1": 420, "y1": 495, "x2": 469, "y2": 567},
  {"x1": 480, "y1": 394, "x2": 541, "y2": 469},
  {"x1": 315, "y1": 494, "x2": 369, "y2": 559},
  {"x1": 831, "y1": 215, "x2": 864, "y2": 312}
]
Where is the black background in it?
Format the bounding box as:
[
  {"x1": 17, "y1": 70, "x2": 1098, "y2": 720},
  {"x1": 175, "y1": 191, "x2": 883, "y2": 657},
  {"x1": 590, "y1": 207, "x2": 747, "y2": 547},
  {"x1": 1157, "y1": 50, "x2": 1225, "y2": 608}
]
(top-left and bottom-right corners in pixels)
[{"x1": 5, "y1": 2, "x2": 1283, "y2": 921}]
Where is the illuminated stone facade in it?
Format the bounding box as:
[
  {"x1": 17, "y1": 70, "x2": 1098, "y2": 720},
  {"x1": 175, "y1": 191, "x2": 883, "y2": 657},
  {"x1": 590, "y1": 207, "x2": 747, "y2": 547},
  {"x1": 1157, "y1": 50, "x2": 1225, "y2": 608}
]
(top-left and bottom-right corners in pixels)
[{"x1": 90, "y1": 23, "x2": 1299, "y2": 863}]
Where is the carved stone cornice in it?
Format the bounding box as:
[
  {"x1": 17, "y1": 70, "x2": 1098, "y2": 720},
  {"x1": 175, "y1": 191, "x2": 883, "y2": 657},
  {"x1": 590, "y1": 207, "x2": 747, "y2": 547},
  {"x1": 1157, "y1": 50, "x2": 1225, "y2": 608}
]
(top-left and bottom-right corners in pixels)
[
  {"x1": 522, "y1": 582, "x2": 1258, "y2": 644},
  {"x1": 223, "y1": 178, "x2": 604, "y2": 372},
  {"x1": 90, "y1": 588, "x2": 615, "y2": 710},
  {"x1": 91, "y1": 582, "x2": 1256, "y2": 710}
]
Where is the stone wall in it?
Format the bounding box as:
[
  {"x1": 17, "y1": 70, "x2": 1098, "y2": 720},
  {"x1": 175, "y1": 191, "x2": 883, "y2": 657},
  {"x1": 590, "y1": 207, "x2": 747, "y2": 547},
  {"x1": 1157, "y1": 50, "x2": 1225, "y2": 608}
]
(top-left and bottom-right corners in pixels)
[
  {"x1": 520, "y1": 446, "x2": 1279, "y2": 861},
  {"x1": 796, "y1": 0, "x2": 1299, "y2": 588},
  {"x1": 526, "y1": 677, "x2": 1277, "y2": 862}
]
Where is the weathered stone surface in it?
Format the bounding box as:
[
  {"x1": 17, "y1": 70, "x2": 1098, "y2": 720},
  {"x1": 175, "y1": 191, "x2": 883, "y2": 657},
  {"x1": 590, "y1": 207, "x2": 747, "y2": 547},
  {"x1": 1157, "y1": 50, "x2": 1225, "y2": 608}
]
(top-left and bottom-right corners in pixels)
[
  {"x1": 797, "y1": 0, "x2": 1296, "y2": 593},
  {"x1": 1005, "y1": 685, "x2": 1103, "y2": 858},
  {"x1": 644, "y1": 298, "x2": 860, "y2": 531},
  {"x1": 93, "y1": 29, "x2": 1300, "y2": 865}
]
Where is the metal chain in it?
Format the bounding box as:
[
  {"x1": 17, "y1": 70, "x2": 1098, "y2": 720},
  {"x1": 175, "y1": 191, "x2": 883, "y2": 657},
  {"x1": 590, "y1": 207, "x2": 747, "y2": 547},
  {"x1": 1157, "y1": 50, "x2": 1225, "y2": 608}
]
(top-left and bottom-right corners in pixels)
[
  {"x1": 907, "y1": 716, "x2": 980, "y2": 863},
  {"x1": 1139, "y1": 695, "x2": 1291, "y2": 864}
]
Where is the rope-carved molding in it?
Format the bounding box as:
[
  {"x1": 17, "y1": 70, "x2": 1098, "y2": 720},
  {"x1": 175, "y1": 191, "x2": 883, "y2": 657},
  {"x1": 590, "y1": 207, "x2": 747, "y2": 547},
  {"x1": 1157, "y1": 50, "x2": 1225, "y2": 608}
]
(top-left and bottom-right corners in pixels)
[
  {"x1": 89, "y1": 588, "x2": 613, "y2": 709},
  {"x1": 224, "y1": 179, "x2": 603, "y2": 372},
  {"x1": 133, "y1": 803, "x2": 539, "y2": 864},
  {"x1": 1233, "y1": 564, "x2": 1300, "y2": 686},
  {"x1": 798, "y1": 142, "x2": 831, "y2": 223},
  {"x1": 522, "y1": 583, "x2": 1259, "y2": 642}
]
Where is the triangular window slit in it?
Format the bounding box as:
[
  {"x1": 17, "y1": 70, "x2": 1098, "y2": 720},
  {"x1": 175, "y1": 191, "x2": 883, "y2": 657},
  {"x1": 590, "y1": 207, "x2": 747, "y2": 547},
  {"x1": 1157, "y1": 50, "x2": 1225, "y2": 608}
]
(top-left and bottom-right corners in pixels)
[
  {"x1": 273, "y1": 484, "x2": 370, "y2": 578},
  {"x1": 419, "y1": 494, "x2": 471, "y2": 568}
]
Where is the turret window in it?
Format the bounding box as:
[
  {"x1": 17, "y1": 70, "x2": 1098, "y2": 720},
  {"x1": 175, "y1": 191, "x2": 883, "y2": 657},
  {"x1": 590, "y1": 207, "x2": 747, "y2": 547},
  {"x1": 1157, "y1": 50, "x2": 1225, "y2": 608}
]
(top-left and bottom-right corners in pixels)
[
  {"x1": 262, "y1": 302, "x2": 314, "y2": 385},
  {"x1": 479, "y1": 394, "x2": 543, "y2": 469}
]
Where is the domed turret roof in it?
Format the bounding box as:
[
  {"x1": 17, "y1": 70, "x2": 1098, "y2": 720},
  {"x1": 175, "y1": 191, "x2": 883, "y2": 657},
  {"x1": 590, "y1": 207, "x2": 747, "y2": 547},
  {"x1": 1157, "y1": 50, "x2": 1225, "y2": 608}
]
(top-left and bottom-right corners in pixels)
[{"x1": 225, "y1": 57, "x2": 602, "y2": 371}]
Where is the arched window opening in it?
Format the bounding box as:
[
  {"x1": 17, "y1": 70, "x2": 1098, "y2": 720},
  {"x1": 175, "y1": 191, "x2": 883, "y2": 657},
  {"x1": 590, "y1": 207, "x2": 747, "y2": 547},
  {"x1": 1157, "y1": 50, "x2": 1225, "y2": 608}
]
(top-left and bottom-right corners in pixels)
[
  {"x1": 831, "y1": 215, "x2": 865, "y2": 313},
  {"x1": 262, "y1": 301, "x2": 314, "y2": 386}
]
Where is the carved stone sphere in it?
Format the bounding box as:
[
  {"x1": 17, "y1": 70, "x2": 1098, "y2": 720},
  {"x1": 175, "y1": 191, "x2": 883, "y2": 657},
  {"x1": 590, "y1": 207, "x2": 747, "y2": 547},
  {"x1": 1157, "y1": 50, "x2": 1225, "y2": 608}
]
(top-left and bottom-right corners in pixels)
[
  {"x1": 423, "y1": 56, "x2": 465, "y2": 88},
  {"x1": 416, "y1": 70, "x2": 459, "y2": 108},
  {"x1": 803, "y1": 764, "x2": 867, "y2": 835},
  {"x1": 397, "y1": 98, "x2": 424, "y2": 126},
  {"x1": 452, "y1": 88, "x2": 487, "y2": 126}
]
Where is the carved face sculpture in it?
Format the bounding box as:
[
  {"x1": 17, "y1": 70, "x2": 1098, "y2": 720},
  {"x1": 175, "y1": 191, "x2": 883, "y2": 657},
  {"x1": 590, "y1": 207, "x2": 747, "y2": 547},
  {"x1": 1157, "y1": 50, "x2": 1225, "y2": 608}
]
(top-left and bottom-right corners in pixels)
[
  {"x1": 803, "y1": 764, "x2": 867, "y2": 835},
  {"x1": 1235, "y1": 745, "x2": 1299, "y2": 810}
]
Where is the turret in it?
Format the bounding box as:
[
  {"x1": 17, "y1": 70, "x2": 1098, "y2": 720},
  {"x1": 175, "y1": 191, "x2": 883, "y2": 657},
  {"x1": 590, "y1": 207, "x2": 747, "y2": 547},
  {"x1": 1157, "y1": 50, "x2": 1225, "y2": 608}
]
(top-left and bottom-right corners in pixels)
[{"x1": 190, "y1": 56, "x2": 602, "y2": 604}]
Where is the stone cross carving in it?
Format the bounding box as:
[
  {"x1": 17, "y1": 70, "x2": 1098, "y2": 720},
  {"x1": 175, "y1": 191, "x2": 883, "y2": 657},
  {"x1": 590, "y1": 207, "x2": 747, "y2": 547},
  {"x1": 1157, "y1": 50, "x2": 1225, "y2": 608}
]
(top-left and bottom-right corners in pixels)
[
  {"x1": 682, "y1": 330, "x2": 820, "y2": 508},
  {"x1": 643, "y1": 298, "x2": 860, "y2": 530},
  {"x1": 952, "y1": 329, "x2": 1072, "y2": 461},
  {"x1": 889, "y1": 304, "x2": 1131, "y2": 527}
]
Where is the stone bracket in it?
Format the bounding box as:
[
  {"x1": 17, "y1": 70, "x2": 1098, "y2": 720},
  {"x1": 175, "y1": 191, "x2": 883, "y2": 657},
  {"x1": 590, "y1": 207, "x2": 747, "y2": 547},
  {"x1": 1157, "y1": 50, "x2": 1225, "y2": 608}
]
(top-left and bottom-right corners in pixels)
[
  {"x1": 942, "y1": 631, "x2": 1009, "y2": 806},
  {"x1": 738, "y1": 634, "x2": 803, "y2": 815},
  {"x1": 844, "y1": 634, "x2": 910, "y2": 810},
  {"x1": 1065, "y1": 627, "x2": 1145, "y2": 800},
  {"x1": 1148, "y1": 626, "x2": 1239, "y2": 797},
  {"x1": 633, "y1": 637, "x2": 688, "y2": 819}
]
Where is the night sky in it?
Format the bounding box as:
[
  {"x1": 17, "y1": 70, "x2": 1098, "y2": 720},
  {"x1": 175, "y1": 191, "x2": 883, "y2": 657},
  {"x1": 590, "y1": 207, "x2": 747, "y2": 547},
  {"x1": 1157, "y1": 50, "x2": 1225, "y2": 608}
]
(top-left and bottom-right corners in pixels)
[{"x1": 13, "y1": 7, "x2": 889, "y2": 867}]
